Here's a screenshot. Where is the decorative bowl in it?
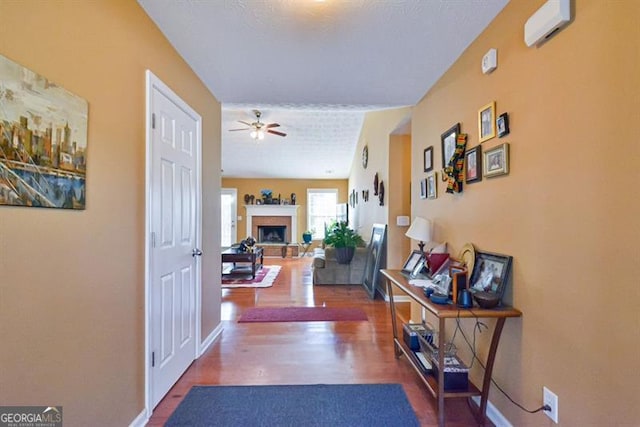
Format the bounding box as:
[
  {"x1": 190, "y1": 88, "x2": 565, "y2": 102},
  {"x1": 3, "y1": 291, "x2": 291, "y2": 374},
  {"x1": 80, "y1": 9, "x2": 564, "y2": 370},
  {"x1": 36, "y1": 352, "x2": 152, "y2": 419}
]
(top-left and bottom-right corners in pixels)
[{"x1": 473, "y1": 291, "x2": 500, "y2": 309}]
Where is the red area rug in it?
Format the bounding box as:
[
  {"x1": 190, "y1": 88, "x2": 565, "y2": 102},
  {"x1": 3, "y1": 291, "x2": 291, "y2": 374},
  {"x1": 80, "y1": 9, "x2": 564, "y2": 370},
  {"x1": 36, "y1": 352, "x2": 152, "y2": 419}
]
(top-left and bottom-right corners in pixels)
[
  {"x1": 238, "y1": 306, "x2": 368, "y2": 323},
  {"x1": 222, "y1": 266, "x2": 281, "y2": 288}
]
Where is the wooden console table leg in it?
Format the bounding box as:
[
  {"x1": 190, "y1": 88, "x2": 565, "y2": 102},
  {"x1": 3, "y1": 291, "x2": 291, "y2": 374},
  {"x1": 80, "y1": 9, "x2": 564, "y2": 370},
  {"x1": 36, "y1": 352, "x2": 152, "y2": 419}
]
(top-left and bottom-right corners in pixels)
[
  {"x1": 386, "y1": 279, "x2": 402, "y2": 358},
  {"x1": 476, "y1": 317, "x2": 506, "y2": 426},
  {"x1": 437, "y1": 317, "x2": 446, "y2": 427}
]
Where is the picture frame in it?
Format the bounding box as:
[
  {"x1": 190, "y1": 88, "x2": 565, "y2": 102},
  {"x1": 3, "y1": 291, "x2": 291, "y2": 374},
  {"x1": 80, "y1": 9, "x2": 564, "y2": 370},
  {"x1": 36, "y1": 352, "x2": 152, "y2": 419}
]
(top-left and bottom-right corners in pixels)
[
  {"x1": 478, "y1": 102, "x2": 496, "y2": 143},
  {"x1": 440, "y1": 123, "x2": 460, "y2": 168},
  {"x1": 362, "y1": 224, "x2": 388, "y2": 299},
  {"x1": 0, "y1": 54, "x2": 89, "y2": 210},
  {"x1": 465, "y1": 145, "x2": 482, "y2": 184},
  {"x1": 483, "y1": 143, "x2": 510, "y2": 178},
  {"x1": 419, "y1": 178, "x2": 427, "y2": 199},
  {"x1": 426, "y1": 173, "x2": 437, "y2": 199},
  {"x1": 423, "y1": 146, "x2": 434, "y2": 172},
  {"x1": 469, "y1": 251, "x2": 513, "y2": 303},
  {"x1": 497, "y1": 112, "x2": 510, "y2": 138},
  {"x1": 411, "y1": 257, "x2": 427, "y2": 278},
  {"x1": 402, "y1": 250, "x2": 425, "y2": 275}
]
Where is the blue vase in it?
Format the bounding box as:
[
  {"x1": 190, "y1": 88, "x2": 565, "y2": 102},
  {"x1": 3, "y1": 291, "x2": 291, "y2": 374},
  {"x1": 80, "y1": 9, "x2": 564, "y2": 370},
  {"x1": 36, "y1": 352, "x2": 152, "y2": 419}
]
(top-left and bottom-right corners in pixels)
[{"x1": 302, "y1": 233, "x2": 312, "y2": 244}]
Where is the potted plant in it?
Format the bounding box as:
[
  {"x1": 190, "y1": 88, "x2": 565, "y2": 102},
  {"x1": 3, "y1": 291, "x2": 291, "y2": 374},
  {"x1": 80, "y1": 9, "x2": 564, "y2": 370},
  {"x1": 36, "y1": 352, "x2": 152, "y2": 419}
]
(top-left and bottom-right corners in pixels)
[
  {"x1": 302, "y1": 230, "x2": 313, "y2": 244},
  {"x1": 323, "y1": 221, "x2": 365, "y2": 264}
]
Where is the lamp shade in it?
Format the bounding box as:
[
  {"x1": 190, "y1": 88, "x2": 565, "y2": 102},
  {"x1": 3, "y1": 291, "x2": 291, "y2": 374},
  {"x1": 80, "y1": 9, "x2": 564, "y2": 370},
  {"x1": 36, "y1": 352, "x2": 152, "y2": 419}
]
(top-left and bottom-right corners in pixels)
[{"x1": 405, "y1": 217, "x2": 432, "y2": 246}]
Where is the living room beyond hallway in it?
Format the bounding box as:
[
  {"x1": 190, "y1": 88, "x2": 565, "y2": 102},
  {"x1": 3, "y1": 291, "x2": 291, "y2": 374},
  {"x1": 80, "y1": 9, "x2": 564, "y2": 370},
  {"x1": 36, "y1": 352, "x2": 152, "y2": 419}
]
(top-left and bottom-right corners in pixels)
[{"x1": 146, "y1": 257, "x2": 488, "y2": 426}]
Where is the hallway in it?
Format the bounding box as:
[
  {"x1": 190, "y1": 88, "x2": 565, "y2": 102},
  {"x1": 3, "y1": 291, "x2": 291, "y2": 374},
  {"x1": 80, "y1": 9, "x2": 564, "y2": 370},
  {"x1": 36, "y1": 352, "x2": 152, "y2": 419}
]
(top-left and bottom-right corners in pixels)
[{"x1": 147, "y1": 257, "x2": 484, "y2": 426}]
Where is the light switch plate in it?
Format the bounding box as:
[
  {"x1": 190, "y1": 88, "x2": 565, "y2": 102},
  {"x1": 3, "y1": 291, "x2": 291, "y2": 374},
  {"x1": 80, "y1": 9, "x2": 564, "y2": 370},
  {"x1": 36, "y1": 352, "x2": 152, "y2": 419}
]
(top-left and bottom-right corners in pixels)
[{"x1": 482, "y1": 48, "x2": 497, "y2": 74}]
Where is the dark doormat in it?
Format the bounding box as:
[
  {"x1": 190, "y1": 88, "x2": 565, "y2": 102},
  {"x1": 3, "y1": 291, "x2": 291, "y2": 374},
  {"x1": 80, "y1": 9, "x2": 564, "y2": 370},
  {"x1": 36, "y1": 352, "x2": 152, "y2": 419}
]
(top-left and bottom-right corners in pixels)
[{"x1": 166, "y1": 384, "x2": 419, "y2": 427}]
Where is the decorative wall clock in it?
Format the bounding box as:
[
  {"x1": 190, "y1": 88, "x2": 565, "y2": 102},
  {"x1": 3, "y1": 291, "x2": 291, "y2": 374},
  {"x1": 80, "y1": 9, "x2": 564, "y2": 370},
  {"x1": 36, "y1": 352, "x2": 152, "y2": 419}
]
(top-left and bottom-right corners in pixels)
[
  {"x1": 373, "y1": 172, "x2": 379, "y2": 195},
  {"x1": 362, "y1": 145, "x2": 369, "y2": 169}
]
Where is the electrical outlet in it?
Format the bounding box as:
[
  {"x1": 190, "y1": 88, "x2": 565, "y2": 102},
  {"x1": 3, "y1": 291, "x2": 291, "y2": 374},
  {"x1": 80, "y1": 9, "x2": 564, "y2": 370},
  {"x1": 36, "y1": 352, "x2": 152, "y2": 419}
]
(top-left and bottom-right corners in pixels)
[{"x1": 543, "y1": 386, "x2": 559, "y2": 423}]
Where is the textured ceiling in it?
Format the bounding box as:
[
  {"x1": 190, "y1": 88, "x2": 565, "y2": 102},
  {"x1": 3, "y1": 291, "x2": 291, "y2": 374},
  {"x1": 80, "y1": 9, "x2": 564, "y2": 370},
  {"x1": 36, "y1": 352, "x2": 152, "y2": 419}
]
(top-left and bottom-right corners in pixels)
[
  {"x1": 138, "y1": 0, "x2": 509, "y2": 179},
  {"x1": 223, "y1": 106, "x2": 364, "y2": 179}
]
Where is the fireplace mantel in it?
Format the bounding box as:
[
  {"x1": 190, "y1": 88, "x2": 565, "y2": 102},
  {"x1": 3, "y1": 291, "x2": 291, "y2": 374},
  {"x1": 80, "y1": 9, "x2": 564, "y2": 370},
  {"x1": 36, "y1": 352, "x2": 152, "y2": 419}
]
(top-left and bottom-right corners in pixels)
[{"x1": 245, "y1": 205, "x2": 300, "y2": 243}]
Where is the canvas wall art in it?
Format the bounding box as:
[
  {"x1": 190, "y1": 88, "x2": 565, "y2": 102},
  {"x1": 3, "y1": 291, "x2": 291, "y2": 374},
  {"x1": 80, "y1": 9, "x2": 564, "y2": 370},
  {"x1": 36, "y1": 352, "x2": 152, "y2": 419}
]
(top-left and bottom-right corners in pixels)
[{"x1": 0, "y1": 54, "x2": 88, "y2": 209}]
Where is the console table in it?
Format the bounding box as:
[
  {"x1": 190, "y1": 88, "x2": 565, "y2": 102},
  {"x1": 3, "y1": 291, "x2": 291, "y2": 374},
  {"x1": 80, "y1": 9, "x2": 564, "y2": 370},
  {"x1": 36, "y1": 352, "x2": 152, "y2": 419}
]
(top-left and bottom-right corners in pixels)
[
  {"x1": 381, "y1": 269, "x2": 521, "y2": 427},
  {"x1": 222, "y1": 247, "x2": 263, "y2": 279}
]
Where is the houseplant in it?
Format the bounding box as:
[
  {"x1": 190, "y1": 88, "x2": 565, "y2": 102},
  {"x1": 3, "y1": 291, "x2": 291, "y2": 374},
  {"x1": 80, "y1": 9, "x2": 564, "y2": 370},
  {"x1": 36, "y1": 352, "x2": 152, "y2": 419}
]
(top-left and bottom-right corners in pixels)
[{"x1": 323, "y1": 221, "x2": 365, "y2": 264}]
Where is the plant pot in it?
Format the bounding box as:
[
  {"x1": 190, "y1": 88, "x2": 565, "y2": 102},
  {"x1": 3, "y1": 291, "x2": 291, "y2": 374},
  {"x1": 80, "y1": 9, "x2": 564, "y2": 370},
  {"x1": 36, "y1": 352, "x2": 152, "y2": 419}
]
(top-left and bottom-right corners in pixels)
[
  {"x1": 302, "y1": 233, "x2": 312, "y2": 244},
  {"x1": 335, "y1": 246, "x2": 355, "y2": 264}
]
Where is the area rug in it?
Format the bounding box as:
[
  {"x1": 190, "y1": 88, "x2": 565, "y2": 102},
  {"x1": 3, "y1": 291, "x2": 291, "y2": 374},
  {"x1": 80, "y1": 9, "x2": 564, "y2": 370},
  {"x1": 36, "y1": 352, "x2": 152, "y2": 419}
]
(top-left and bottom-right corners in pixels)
[
  {"x1": 222, "y1": 265, "x2": 281, "y2": 288},
  {"x1": 165, "y1": 384, "x2": 419, "y2": 427},
  {"x1": 238, "y1": 306, "x2": 368, "y2": 323}
]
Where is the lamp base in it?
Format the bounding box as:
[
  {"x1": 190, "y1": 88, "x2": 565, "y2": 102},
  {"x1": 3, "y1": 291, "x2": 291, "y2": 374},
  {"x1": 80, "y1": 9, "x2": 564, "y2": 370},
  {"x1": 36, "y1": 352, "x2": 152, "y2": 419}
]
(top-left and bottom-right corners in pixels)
[{"x1": 418, "y1": 241, "x2": 425, "y2": 253}]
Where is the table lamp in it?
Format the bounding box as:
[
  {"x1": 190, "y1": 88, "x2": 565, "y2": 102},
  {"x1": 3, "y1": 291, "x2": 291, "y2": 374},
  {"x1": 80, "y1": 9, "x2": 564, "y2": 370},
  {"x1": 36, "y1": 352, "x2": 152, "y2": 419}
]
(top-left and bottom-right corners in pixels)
[{"x1": 405, "y1": 216, "x2": 432, "y2": 253}]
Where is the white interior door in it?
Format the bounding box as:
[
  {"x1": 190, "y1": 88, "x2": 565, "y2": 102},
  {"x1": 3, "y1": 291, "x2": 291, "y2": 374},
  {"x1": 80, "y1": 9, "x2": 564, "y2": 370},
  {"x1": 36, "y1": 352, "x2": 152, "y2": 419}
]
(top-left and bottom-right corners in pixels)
[
  {"x1": 147, "y1": 72, "x2": 202, "y2": 408},
  {"x1": 221, "y1": 188, "x2": 237, "y2": 247}
]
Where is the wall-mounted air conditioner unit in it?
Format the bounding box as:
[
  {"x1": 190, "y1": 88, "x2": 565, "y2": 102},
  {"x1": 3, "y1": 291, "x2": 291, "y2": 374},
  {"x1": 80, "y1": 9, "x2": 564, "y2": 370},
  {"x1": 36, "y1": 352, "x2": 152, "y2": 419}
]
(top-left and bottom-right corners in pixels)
[{"x1": 524, "y1": 0, "x2": 571, "y2": 47}]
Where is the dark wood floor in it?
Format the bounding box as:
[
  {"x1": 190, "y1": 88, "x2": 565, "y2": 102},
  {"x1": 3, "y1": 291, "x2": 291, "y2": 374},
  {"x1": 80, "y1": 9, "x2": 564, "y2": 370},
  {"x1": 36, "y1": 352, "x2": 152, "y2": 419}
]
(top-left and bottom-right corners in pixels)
[{"x1": 147, "y1": 257, "x2": 486, "y2": 426}]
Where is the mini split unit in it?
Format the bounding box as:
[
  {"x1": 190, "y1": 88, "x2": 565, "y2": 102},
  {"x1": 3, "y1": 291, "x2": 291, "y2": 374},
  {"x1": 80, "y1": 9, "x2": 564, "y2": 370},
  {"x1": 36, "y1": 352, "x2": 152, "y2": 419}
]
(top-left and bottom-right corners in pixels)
[{"x1": 524, "y1": 0, "x2": 572, "y2": 47}]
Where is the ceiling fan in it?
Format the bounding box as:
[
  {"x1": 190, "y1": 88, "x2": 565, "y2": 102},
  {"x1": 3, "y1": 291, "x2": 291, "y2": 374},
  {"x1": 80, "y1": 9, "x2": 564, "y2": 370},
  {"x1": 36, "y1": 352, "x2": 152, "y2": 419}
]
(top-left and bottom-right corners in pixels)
[{"x1": 229, "y1": 110, "x2": 287, "y2": 140}]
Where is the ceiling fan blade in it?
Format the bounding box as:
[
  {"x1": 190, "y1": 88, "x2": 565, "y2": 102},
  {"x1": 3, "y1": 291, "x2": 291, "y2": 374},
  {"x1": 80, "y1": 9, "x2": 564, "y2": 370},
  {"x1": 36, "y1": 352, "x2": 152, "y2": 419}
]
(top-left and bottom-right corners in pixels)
[
  {"x1": 238, "y1": 120, "x2": 252, "y2": 126},
  {"x1": 228, "y1": 128, "x2": 250, "y2": 131},
  {"x1": 266, "y1": 123, "x2": 280, "y2": 128},
  {"x1": 268, "y1": 129, "x2": 287, "y2": 137}
]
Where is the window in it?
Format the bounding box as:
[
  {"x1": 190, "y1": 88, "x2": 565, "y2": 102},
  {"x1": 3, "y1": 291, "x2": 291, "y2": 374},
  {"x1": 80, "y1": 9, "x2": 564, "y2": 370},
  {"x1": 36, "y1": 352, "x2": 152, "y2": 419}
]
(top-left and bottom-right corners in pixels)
[{"x1": 307, "y1": 188, "x2": 338, "y2": 240}]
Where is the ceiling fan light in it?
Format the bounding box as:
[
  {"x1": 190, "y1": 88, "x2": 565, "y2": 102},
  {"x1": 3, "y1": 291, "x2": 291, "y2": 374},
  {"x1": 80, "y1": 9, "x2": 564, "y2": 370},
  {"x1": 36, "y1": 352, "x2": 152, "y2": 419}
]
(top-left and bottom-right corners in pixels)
[
  {"x1": 257, "y1": 130, "x2": 265, "y2": 140},
  {"x1": 250, "y1": 129, "x2": 258, "y2": 139}
]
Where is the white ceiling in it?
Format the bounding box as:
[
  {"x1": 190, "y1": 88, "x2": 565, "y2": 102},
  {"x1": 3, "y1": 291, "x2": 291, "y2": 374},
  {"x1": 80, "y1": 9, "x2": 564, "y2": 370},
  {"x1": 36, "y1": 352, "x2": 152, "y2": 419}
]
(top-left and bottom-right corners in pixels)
[{"x1": 138, "y1": 0, "x2": 509, "y2": 179}]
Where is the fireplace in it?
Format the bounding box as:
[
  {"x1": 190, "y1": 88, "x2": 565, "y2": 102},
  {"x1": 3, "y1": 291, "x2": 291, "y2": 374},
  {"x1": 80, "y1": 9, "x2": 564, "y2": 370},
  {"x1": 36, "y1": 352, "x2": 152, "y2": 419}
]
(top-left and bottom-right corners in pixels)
[
  {"x1": 258, "y1": 225, "x2": 287, "y2": 243},
  {"x1": 245, "y1": 205, "x2": 300, "y2": 244}
]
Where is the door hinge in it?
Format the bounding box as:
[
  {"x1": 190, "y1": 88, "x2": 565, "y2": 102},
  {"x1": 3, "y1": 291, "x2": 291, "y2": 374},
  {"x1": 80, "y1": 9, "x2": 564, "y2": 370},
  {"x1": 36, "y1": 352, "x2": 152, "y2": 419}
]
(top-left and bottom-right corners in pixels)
[
  {"x1": 152, "y1": 351, "x2": 155, "y2": 367},
  {"x1": 152, "y1": 113, "x2": 156, "y2": 129}
]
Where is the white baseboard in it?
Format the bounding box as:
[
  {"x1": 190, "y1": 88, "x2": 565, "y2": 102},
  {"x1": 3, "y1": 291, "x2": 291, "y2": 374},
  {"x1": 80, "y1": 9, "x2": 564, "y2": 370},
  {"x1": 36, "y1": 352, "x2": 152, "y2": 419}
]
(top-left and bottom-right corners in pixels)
[
  {"x1": 471, "y1": 396, "x2": 512, "y2": 427},
  {"x1": 384, "y1": 294, "x2": 412, "y2": 303},
  {"x1": 200, "y1": 323, "x2": 223, "y2": 355},
  {"x1": 129, "y1": 409, "x2": 148, "y2": 427}
]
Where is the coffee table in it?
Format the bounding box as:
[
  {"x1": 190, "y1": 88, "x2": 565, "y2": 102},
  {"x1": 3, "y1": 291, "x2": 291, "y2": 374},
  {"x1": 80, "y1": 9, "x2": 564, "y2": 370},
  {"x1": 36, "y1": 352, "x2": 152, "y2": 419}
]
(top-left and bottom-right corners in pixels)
[{"x1": 221, "y1": 247, "x2": 264, "y2": 279}]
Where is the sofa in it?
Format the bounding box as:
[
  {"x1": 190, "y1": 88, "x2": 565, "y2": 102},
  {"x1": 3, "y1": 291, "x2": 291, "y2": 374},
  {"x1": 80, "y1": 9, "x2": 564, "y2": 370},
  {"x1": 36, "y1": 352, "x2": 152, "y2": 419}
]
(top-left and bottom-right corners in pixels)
[
  {"x1": 312, "y1": 224, "x2": 387, "y2": 290},
  {"x1": 312, "y1": 246, "x2": 369, "y2": 285}
]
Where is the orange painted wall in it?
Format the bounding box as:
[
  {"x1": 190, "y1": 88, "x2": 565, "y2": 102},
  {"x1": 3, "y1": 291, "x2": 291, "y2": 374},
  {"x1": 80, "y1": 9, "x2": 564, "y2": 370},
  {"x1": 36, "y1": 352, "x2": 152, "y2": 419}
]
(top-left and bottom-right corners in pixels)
[
  {"x1": 348, "y1": 108, "x2": 412, "y2": 238},
  {"x1": 411, "y1": 1, "x2": 639, "y2": 424},
  {"x1": 222, "y1": 178, "x2": 348, "y2": 245},
  {"x1": 388, "y1": 134, "x2": 412, "y2": 269},
  {"x1": 0, "y1": 1, "x2": 222, "y2": 425}
]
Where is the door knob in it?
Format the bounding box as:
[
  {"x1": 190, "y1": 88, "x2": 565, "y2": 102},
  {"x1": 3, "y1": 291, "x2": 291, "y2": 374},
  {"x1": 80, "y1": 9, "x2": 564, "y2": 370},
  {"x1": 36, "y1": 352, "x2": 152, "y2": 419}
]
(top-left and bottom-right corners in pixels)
[{"x1": 192, "y1": 248, "x2": 203, "y2": 257}]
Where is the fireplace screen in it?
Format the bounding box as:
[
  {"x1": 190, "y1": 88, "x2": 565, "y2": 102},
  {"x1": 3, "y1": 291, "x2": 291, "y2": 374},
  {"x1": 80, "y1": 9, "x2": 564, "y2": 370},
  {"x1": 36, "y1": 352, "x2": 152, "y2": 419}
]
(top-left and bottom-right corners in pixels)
[{"x1": 258, "y1": 226, "x2": 286, "y2": 243}]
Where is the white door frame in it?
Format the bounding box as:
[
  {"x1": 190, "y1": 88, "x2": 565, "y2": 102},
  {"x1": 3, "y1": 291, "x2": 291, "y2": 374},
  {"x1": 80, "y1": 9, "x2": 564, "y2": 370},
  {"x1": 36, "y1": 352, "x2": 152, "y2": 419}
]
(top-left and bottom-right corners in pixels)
[
  {"x1": 221, "y1": 188, "x2": 237, "y2": 247},
  {"x1": 144, "y1": 70, "x2": 203, "y2": 415}
]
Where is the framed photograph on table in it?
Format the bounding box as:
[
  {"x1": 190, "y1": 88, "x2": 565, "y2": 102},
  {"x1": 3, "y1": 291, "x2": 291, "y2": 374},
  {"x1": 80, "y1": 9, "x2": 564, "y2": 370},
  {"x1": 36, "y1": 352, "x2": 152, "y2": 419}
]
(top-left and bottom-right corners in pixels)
[
  {"x1": 469, "y1": 251, "x2": 513, "y2": 303},
  {"x1": 478, "y1": 102, "x2": 496, "y2": 143},
  {"x1": 426, "y1": 173, "x2": 437, "y2": 199},
  {"x1": 411, "y1": 257, "x2": 427, "y2": 278},
  {"x1": 483, "y1": 143, "x2": 510, "y2": 178},
  {"x1": 402, "y1": 250, "x2": 425, "y2": 275},
  {"x1": 440, "y1": 123, "x2": 460, "y2": 168},
  {"x1": 424, "y1": 146, "x2": 434, "y2": 172},
  {"x1": 465, "y1": 146, "x2": 482, "y2": 184}
]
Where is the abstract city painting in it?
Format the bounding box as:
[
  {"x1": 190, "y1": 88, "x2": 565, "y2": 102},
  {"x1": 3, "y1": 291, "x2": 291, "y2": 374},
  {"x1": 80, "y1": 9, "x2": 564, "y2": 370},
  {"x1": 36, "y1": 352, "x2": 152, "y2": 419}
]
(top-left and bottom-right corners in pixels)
[{"x1": 0, "y1": 54, "x2": 88, "y2": 209}]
